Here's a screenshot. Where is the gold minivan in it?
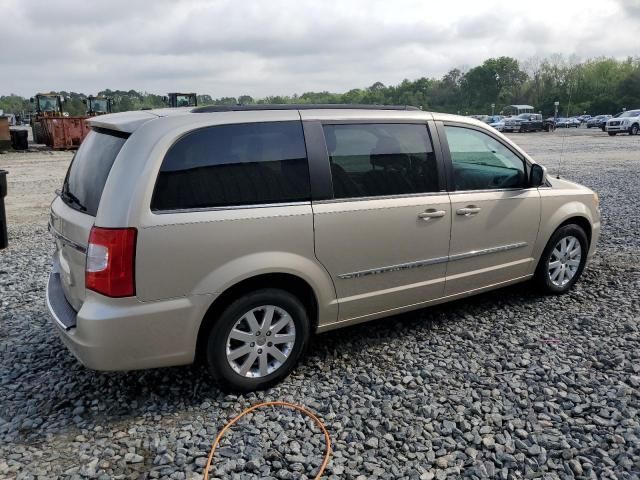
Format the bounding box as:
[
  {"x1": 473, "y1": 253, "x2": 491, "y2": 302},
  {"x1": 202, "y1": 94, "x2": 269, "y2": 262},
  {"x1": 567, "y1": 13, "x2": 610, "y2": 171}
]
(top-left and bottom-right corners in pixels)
[{"x1": 47, "y1": 105, "x2": 600, "y2": 391}]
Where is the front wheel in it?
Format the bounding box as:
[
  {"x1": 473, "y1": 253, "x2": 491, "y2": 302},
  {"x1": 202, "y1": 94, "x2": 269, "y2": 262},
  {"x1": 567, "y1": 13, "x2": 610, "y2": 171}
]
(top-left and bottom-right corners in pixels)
[
  {"x1": 205, "y1": 289, "x2": 310, "y2": 392},
  {"x1": 535, "y1": 224, "x2": 588, "y2": 294},
  {"x1": 630, "y1": 124, "x2": 639, "y2": 136},
  {"x1": 608, "y1": 132, "x2": 617, "y2": 136}
]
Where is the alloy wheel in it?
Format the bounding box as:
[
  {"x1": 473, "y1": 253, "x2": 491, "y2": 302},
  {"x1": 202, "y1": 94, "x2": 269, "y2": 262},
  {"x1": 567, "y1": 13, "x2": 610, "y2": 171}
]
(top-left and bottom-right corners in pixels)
[
  {"x1": 225, "y1": 305, "x2": 296, "y2": 378},
  {"x1": 547, "y1": 236, "x2": 582, "y2": 287}
]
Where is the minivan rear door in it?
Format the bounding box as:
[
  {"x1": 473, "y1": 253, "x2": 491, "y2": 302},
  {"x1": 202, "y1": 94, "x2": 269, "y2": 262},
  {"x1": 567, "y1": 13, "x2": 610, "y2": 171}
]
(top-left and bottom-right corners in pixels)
[
  {"x1": 49, "y1": 129, "x2": 128, "y2": 310},
  {"x1": 304, "y1": 118, "x2": 451, "y2": 323}
]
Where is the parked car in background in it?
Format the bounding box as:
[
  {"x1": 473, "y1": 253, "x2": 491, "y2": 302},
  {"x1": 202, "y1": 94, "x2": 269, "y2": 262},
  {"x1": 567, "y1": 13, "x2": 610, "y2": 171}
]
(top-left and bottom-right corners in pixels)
[
  {"x1": 503, "y1": 113, "x2": 544, "y2": 133},
  {"x1": 587, "y1": 115, "x2": 612, "y2": 130},
  {"x1": 555, "y1": 118, "x2": 579, "y2": 128},
  {"x1": 45, "y1": 104, "x2": 600, "y2": 391},
  {"x1": 489, "y1": 117, "x2": 505, "y2": 132},
  {"x1": 543, "y1": 117, "x2": 557, "y2": 131},
  {"x1": 605, "y1": 109, "x2": 640, "y2": 136},
  {"x1": 569, "y1": 117, "x2": 582, "y2": 127}
]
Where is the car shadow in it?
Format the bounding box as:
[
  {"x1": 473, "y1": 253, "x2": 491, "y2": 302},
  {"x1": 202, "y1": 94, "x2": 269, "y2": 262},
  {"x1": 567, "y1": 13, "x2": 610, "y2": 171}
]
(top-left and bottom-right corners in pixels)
[
  {"x1": 0, "y1": 277, "x2": 575, "y2": 442},
  {"x1": 307, "y1": 279, "x2": 544, "y2": 356}
]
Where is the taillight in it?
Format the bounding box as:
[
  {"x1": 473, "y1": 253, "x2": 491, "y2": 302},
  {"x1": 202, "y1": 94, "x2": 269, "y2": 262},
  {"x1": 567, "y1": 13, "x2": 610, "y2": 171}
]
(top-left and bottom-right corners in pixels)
[{"x1": 86, "y1": 227, "x2": 137, "y2": 297}]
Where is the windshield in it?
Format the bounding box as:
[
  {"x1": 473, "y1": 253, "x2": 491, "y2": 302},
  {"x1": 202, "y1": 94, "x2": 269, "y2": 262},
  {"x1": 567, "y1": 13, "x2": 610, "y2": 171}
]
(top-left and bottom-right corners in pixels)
[
  {"x1": 92, "y1": 99, "x2": 108, "y2": 112},
  {"x1": 62, "y1": 130, "x2": 128, "y2": 216},
  {"x1": 38, "y1": 96, "x2": 58, "y2": 112},
  {"x1": 175, "y1": 95, "x2": 195, "y2": 107},
  {"x1": 620, "y1": 110, "x2": 640, "y2": 117}
]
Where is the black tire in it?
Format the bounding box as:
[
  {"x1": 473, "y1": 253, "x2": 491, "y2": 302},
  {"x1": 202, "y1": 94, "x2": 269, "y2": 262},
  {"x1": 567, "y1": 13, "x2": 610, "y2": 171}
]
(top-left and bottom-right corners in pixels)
[
  {"x1": 33, "y1": 123, "x2": 42, "y2": 144},
  {"x1": 630, "y1": 124, "x2": 639, "y2": 136},
  {"x1": 535, "y1": 224, "x2": 588, "y2": 295},
  {"x1": 205, "y1": 288, "x2": 310, "y2": 392},
  {"x1": 608, "y1": 132, "x2": 617, "y2": 136}
]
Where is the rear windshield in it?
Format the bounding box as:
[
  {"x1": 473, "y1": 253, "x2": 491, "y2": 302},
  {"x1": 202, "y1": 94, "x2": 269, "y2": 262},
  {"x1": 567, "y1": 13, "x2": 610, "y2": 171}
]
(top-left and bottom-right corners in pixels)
[{"x1": 62, "y1": 129, "x2": 128, "y2": 216}]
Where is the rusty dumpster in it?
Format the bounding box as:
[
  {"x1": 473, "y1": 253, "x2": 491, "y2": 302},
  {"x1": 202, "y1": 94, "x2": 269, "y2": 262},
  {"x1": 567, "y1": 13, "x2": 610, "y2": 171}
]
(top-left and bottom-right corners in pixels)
[
  {"x1": 37, "y1": 116, "x2": 90, "y2": 149},
  {"x1": 0, "y1": 117, "x2": 10, "y2": 150}
]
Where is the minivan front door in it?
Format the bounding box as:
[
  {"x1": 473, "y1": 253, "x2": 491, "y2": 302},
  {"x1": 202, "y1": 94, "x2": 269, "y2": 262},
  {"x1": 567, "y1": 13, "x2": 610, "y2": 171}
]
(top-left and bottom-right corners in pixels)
[
  {"x1": 439, "y1": 123, "x2": 541, "y2": 296},
  {"x1": 308, "y1": 121, "x2": 451, "y2": 323}
]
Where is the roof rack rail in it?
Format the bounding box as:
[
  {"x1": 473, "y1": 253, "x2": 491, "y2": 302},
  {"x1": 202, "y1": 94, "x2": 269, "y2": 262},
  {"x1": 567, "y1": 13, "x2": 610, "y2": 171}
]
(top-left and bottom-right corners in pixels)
[{"x1": 192, "y1": 104, "x2": 420, "y2": 113}]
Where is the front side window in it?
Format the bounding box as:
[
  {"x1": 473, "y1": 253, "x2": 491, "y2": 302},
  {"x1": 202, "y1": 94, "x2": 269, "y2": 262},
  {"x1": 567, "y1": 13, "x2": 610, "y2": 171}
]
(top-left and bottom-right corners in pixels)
[
  {"x1": 444, "y1": 126, "x2": 526, "y2": 191},
  {"x1": 323, "y1": 123, "x2": 438, "y2": 198},
  {"x1": 152, "y1": 121, "x2": 310, "y2": 211}
]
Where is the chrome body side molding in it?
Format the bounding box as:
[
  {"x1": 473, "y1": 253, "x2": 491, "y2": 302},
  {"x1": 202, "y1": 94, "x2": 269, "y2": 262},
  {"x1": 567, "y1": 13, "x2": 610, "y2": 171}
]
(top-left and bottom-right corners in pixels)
[{"x1": 338, "y1": 242, "x2": 528, "y2": 280}]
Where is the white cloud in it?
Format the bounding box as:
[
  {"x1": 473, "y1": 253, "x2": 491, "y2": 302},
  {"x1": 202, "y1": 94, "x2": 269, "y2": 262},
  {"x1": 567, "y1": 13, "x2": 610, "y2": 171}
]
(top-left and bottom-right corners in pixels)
[{"x1": 0, "y1": 0, "x2": 636, "y2": 98}]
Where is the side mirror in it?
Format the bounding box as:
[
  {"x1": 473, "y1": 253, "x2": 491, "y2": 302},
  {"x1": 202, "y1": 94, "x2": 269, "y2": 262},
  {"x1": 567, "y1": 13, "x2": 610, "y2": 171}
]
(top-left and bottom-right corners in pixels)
[{"x1": 530, "y1": 164, "x2": 546, "y2": 188}]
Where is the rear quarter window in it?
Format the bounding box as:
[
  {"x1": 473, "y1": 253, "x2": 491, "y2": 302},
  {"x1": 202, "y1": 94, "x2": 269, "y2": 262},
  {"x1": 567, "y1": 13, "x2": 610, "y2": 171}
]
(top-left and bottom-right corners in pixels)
[
  {"x1": 151, "y1": 121, "x2": 310, "y2": 211},
  {"x1": 62, "y1": 129, "x2": 128, "y2": 216}
]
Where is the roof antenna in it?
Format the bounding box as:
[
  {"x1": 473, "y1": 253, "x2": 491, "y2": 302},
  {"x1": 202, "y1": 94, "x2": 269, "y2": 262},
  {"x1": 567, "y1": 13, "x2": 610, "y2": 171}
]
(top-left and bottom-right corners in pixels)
[{"x1": 556, "y1": 81, "x2": 573, "y2": 179}]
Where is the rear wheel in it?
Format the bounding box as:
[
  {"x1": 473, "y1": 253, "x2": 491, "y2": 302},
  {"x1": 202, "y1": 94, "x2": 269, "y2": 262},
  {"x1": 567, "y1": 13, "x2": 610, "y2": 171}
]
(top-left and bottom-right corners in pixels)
[
  {"x1": 535, "y1": 224, "x2": 588, "y2": 294},
  {"x1": 205, "y1": 288, "x2": 310, "y2": 392}
]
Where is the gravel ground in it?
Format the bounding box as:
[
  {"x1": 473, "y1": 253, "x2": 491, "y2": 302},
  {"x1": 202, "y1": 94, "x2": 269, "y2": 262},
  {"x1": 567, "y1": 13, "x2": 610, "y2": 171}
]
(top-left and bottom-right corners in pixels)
[{"x1": 1, "y1": 128, "x2": 639, "y2": 479}]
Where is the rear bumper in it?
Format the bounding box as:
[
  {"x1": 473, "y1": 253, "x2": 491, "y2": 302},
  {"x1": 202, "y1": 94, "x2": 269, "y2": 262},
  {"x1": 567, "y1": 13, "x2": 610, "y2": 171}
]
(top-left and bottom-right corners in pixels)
[
  {"x1": 46, "y1": 271, "x2": 77, "y2": 330},
  {"x1": 46, "y1": 272, "x2": 213, "y2": 371}
]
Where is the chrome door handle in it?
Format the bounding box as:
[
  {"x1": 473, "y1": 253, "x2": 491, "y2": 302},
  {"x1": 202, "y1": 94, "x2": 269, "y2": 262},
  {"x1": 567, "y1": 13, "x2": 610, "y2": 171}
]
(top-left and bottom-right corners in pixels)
[
  {"x1": 418, "y1": 210, "x2": 446, "y2": 220},
  {"x1": 456, "y1": 207, "x2": 481, "y2": 216}
]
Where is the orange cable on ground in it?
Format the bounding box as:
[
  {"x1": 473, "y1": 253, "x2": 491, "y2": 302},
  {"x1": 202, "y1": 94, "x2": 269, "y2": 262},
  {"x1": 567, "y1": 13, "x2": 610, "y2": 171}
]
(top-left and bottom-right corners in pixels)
[{"x1": 203, "y1": 401, "x2": 332, "y2": 480}]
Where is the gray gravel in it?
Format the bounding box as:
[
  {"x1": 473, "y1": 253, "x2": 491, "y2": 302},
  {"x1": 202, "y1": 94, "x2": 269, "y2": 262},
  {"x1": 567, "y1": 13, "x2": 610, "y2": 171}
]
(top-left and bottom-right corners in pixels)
[{"x1": 1, "y1": 128, "x2": 639, "y2": 479}]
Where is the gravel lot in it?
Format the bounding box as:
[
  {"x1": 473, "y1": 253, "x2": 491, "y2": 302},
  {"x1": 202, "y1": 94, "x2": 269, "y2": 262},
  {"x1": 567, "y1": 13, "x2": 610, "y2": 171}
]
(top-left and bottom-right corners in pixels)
[{"x1": 1, "y1": 128, "x2": 639, "y2": 479}]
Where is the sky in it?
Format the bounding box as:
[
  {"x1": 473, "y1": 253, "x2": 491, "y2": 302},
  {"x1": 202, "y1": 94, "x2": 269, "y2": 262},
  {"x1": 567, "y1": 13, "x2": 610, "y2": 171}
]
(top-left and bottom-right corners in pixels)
[{"x1": 0, "y1": 0, "x2": 638, "y2": 99}]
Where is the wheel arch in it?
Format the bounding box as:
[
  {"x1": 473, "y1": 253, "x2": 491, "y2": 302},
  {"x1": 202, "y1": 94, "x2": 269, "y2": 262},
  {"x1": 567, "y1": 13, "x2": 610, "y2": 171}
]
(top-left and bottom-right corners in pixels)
[
  {"x1": 195, "y1": 272, "x2": 322, "y2": 362},
  {"x1": 557, "y1": 216, "x2": 592, "y2": 246},
  {"x1": 534, "y1": 212, "x2": 593, "y2": 272}
]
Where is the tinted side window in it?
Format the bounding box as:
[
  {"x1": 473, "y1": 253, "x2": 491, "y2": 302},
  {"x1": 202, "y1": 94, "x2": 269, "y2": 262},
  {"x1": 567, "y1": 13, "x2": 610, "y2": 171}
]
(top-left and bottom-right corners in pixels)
[
  {"x1": 323, "y1": 124, "x2": 438, "y2": 198},
  {"x1": 152, "y1": 121, "x2": 310, "y2": 210},
  {"x1": 63, "y1": 130, "x2": 127, "y2": 216},
  {"x1": 444, "y1": 126, "x2": 526, "y2": 191}
]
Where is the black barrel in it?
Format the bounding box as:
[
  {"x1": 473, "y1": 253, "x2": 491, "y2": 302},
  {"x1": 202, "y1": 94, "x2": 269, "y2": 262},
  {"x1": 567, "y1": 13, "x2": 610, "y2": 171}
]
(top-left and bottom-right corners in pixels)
[
  {"x1": 10, "y1": 129, "x2": 28, "y2": 150},
  {"x1": 0, "y1": 170, "x2": 7, "y2": 249}
]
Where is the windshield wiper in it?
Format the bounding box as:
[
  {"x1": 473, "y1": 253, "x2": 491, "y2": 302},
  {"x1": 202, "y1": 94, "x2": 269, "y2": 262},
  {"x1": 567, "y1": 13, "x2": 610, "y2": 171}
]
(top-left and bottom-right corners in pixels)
[{"x1": 60, "y1": 189, "x2": 87, "y2": 212}]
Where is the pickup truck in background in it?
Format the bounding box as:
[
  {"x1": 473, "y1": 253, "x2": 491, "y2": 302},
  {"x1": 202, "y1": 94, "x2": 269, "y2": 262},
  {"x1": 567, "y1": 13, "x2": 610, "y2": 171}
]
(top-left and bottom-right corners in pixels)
[
  {"x1": 605, "y1": 110, "x2": 640, "y2": 136},
  {"x1": 503, "y1": 113, "x2": 544, "y2": 133}
]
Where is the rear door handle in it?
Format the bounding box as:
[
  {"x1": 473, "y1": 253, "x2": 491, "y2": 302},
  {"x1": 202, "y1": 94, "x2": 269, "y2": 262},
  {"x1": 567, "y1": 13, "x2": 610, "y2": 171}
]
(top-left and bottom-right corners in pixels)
[
  {"x1": 418, "y1": 209, "x2": 446, "y2": 220},
  {"x1": 456, "y1": 206, "x2": 481, "y2": 216}
]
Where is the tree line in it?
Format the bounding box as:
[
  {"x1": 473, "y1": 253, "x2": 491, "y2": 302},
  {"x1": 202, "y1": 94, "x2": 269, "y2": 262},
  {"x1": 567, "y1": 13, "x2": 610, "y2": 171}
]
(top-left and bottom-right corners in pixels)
[{"x1": 2, "y1": 55, "x2": 639, "y2": 118}]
